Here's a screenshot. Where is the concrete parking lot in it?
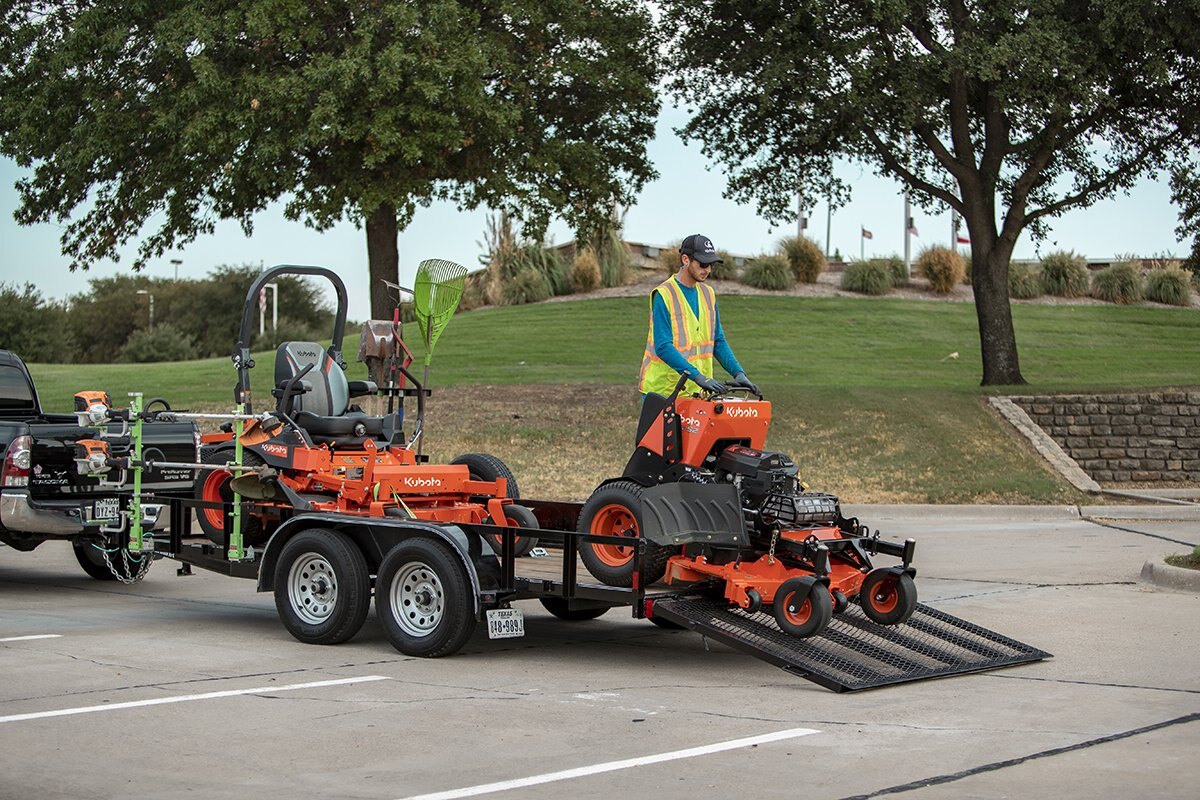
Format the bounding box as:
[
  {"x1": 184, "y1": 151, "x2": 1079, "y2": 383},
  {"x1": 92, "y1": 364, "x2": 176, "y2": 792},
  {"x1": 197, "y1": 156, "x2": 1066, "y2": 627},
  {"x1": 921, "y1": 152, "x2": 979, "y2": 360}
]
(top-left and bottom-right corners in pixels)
[{"x1": 1, "y1": 504, "x2": 1197, "y2": 800}]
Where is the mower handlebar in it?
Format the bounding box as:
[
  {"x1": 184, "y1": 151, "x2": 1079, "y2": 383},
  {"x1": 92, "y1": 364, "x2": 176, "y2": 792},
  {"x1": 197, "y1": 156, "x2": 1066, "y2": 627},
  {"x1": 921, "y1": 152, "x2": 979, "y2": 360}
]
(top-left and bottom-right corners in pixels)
[{"x1": 667, "y1": 372, "x2": 764, "y2": 402}]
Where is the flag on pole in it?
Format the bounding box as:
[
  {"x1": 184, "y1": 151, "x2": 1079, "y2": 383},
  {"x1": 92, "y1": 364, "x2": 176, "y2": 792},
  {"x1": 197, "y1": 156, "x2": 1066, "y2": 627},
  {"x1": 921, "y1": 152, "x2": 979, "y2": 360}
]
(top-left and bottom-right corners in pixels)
[
  {"x1": 907, "y1": 218, "x2": 919, "y2": 237},
  {"x1": 956, "y1": 234, "x2": 970, "y2": 245},
  {"x1": 259, "y1": 287, "x2": 267, "y2": 313},
  {"x1": 861, "y1": 227, "x2": 873, "y2": 239}
]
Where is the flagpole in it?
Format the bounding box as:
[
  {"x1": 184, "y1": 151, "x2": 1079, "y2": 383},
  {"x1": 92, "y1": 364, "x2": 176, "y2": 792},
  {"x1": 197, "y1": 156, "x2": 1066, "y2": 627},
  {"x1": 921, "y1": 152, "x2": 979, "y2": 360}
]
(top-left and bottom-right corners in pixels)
[
  {"x1": 903, "y1": 186, "x2": 912, "y2": 279},
  {"x1": 951, "y1": 208, "x2": 958, "y2": 254},
  {"x1": 861, "y1": 227, "x2": 864, "y2": 261}
]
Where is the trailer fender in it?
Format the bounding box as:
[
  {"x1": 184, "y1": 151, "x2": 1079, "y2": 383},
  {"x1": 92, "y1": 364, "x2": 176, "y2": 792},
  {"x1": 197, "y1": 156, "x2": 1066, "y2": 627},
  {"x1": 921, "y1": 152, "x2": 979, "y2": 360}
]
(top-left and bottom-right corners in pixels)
[{"x1": 257, "y1": 513, "x2": 502, "y2": 617}]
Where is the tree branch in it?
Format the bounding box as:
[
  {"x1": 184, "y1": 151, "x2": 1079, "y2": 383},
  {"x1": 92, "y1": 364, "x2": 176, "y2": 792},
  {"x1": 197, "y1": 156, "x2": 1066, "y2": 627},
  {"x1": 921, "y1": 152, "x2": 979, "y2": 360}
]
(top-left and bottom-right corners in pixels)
[
  {"x1": 863, "y1": 127, "x2": 961, "y2": 209},
  {"x1": 1023, "y1": 139, "x2": 1172, "y2": 226}
]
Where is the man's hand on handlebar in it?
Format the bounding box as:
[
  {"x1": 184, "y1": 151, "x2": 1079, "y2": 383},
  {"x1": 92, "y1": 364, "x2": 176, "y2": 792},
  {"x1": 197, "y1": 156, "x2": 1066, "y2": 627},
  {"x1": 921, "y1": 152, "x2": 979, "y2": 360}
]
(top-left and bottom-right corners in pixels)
[
  {"x1": 733, "y1": 372, "x2": 761, "y2": 397},
  {"x1": 692, "y1": 373, "x2": 728, "y2": 395}
]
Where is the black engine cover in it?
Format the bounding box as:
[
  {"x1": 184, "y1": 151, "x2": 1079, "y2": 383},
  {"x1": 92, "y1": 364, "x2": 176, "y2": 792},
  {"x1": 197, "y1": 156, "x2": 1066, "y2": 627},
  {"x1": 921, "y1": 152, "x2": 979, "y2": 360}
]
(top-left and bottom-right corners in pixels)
[{"x1": 715, "y1": 445, "x2": 799, "y2": 499}]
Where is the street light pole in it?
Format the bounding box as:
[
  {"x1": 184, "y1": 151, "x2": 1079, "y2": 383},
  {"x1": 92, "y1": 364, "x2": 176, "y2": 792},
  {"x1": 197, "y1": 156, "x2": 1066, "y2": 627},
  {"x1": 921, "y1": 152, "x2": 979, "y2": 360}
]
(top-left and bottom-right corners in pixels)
[
  {"x1": 136, "y1": 290, "x2": 155, "y2": 331},
  {"x1": 170, "y1": 258, "x2": 182, "y2": 281}
]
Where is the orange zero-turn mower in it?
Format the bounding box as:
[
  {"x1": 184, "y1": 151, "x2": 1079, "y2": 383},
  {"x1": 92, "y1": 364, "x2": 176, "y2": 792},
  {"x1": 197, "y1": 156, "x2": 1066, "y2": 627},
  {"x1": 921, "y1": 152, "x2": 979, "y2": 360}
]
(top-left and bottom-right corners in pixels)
[
  {"x1": 193, "y1": 264, "x2": 538, "y2": 553},
  {"x1": 577, "y1": 374, "x2": 917, "y2": 638}
]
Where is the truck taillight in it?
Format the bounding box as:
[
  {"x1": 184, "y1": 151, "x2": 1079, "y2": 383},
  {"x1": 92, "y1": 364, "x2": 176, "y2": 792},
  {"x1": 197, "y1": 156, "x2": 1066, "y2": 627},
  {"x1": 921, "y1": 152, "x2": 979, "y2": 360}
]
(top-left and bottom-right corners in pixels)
[{"x1": 3, "y1": 435, "x2": 32, "y2": 487}]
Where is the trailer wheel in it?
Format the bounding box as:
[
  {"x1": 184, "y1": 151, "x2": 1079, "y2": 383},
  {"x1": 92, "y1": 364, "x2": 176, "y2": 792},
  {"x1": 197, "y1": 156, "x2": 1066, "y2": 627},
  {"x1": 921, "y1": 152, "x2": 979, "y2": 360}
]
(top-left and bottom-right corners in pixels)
[
  {"x1": 773, "y1": 577, "x2": 832, "y2": 638},
  {"x1": 487, "y1": 503, "x2": 539, "y2": 558},
  {"x1": 539, "y1": 597, "x2": 610, "y2": 621},
  {"x1": 859, "y1": 569, "x2": 917, "y2": 625},
  {"x1": 375, "y1": 537, "x2": 476, "y2": 657},
  {"x1": 577, "y1": 480, "x2": 671, "y2": 588},
  {"x1": 195, "y1": 448, "x2": 267, "y2": 546},
  {"x1": 273, "y1": 529, "x2": 370, "y2": 645}
]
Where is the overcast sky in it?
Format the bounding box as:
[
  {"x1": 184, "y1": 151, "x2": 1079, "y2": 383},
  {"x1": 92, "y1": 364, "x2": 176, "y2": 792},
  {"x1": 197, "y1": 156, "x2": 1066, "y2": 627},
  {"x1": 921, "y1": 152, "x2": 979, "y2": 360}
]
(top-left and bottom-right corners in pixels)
[{"x1": 0, "y1": 105, "x2": 1187, "y2": 321}]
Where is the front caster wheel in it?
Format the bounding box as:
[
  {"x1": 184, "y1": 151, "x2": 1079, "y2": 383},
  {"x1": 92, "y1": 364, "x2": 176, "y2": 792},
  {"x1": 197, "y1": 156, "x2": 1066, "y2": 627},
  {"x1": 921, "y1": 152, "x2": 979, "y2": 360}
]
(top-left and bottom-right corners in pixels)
[
  {"x1": 773, "y1": 577, "x2": 832, "y2": 638},
  {"x1": 376, "y1": 537, "x2": 476, "y2": 657},
  {"x1": 858, "y1": 569, "x2": 918, "y2": 625},
  {"x1": 273, "y1": 529, "x2": 370, "y2": 645}
]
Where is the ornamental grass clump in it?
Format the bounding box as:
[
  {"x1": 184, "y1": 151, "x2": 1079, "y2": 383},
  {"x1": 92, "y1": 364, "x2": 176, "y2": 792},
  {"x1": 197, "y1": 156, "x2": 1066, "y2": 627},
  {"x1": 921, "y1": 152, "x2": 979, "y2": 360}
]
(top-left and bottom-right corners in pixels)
[
  {"x1": 502, "y1": 268, "x2": 552, "y2": 305},
  {"x1": 1039, "y1": 250, "x2": 1090, "y2": 297},
  {"x1": 841, "y1": 260, "x2": 893, "y2": 295},
  {"x1": 1091, "y1": 260, "x2": 1143, "y2": 304},
  {"x1": 1143, "y1": 266, "x2": 1193, "y2": 306},
  {"x1": 711, "y1": 250, "x2": 739, "y2": 280},
  {"x1": 570, "y1": 247, "x2": 602, "y2": 293},
  {"x1": 916, "y1": 246, "x2": 965, "y2": 294},
  {"x1": 779, "y1": 235, "x2": 826, "y2": 283},
  {"x1": 658, "y1": 242, "x2": 681, "y2": 276},
  {"x1": 741, "y1": 254, "x2": 795, "y2": 290},
  {"x1": 876, "y1": 255, "x2": 908, "y2": 287},
  {"x1": 1008, "y1": 262, "x2": 1043, "y2": 299}
]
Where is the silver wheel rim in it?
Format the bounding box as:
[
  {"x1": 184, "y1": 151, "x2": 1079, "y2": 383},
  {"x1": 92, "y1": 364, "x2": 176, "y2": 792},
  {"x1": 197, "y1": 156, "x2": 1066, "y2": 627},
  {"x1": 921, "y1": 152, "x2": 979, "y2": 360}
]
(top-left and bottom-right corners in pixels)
[
  {"x1": 287, "y1": 552, "x2": 338, "y2": 625},
  {"x1": 390, "y1": 561, "x2": 444, "y2": 637}
]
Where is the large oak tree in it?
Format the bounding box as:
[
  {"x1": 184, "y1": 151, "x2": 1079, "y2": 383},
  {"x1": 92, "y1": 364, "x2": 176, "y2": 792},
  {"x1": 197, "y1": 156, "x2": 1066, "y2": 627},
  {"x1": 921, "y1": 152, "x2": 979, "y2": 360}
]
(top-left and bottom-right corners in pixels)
[
  {"x1": 0, "y1": 0, "x2": 659, "y2": 318},
  {"x1": 660, "y1": 0, "x2": 1200, "y2": 384}
]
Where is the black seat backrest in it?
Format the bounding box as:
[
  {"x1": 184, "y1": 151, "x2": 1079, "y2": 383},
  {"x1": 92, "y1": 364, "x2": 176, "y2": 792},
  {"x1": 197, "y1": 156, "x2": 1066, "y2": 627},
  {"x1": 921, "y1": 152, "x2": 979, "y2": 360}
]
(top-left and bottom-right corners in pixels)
[{"x1": 274, "y1": 342, "x2": 349, "y2": 417}]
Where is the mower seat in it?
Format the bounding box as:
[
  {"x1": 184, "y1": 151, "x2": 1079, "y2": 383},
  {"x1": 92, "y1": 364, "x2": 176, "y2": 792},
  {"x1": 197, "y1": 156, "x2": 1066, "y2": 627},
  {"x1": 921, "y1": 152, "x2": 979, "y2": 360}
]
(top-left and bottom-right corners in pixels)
[{"x1": 274, "y1": 341, "x2": 386, "y2": 444}]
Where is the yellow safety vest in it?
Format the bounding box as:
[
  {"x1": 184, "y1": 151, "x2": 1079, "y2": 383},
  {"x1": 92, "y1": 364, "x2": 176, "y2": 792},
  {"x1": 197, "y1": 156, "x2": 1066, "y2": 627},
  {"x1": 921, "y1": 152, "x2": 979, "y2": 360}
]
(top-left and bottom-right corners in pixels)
[{"x1": 639, "y1": 276, "x2": 717, "y2": 396}]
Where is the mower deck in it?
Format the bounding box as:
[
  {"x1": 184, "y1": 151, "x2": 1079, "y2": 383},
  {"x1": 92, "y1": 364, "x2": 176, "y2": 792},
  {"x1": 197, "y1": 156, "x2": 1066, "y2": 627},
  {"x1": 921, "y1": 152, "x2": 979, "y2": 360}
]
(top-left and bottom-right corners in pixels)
[{"x1": 649, "y1": 595, "x2": 1051, "y2": 692}]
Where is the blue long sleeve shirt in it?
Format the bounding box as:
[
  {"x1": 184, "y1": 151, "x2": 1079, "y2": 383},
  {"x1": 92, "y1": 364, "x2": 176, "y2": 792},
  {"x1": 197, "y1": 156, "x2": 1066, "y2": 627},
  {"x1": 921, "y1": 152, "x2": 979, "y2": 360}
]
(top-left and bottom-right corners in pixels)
[{"x1": 652, "y1": 281, "x2": 743, "y2": 380}]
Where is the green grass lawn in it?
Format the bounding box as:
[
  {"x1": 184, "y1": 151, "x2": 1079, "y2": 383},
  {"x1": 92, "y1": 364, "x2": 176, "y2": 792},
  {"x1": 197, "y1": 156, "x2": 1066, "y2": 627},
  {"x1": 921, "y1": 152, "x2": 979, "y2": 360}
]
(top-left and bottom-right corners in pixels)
[{"x1": 25, "y1": 295, "x2": 1199, "y2": 503}]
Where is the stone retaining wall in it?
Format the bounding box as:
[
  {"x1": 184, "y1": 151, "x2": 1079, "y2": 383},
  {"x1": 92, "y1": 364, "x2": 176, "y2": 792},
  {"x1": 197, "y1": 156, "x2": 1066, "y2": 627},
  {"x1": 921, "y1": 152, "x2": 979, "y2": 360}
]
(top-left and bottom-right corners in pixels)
[{"x1": 1010, "y1": 392, "x2": 1200, "y2": 483}]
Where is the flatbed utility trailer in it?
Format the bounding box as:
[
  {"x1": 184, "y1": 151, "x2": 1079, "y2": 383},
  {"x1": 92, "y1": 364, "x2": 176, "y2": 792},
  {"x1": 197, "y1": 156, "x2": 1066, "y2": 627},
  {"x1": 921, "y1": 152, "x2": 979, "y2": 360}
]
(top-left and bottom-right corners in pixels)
[{"x1": 157, "y1": 494, "x2": 1049, "y2": 693}]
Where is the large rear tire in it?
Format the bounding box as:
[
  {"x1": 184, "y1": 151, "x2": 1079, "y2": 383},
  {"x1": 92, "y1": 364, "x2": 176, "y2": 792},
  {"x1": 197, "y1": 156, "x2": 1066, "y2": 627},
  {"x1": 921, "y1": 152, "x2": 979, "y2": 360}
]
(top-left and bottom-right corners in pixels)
[
  {"x1": 375, "y1": 537, "x2": 477, "y2": 657},
  {"x1": 195, "y1": 448, "x2": 267, "y2": 546},
  {"x1": 577, "y1": 480, "x2": 671, "y2": 588},
  {"x1": 273, "y1": 529, "x2": 370, "y2": 645},
  {"x1": 451, "y1": 453, "x2": 536, "y2": 556},
  {"x1": 859, "y1": 569, "x2": 918, "y2": 625}
]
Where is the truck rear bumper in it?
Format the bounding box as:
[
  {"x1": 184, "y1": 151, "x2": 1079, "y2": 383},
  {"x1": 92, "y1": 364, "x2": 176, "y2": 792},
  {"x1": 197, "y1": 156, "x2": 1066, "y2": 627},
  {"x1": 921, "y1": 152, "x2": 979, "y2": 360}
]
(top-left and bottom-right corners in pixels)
[{"x1": 0, "y1": 492, "x2": 166, "y2": 536}]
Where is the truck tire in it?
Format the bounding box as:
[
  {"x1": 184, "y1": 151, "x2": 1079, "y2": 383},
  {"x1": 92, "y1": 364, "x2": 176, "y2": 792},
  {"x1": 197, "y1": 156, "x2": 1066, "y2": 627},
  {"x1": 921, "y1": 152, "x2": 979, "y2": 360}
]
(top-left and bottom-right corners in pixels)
[
  {"x1": 195, "y1": 448, "x2": 267, "y2": 546},
  {"x1": 273, "y1": 528, "x2": 370, "y2": 645},
  {"x1": 72, "y1": 540, "x2": 118, "y2": 581},
  {"x1": 375, "y1": 537, "x2": 477, "y2": 658},
  {"x1": 577, "y1": 480, "x2": 671, "y2": 588}
]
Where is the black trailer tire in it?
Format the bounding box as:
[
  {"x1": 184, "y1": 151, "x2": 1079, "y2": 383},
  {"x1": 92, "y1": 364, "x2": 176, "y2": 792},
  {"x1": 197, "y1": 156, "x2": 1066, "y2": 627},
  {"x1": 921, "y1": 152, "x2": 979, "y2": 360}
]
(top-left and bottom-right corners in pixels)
[
  {"x1": 488, "y1": 503, "x2": 539, "y2": 558},
  {"x1": 450, "y1": 453, "x2": 521, "y2": 498},
  {"x1": 273, "y1": 528, "x2": 370, "y2": 645},
  {"x1": 375, "y1": 537, "x2": 477, "y2": 657},
  {"x1": 859, "y1": 569, "x2": 918, "y2": 625},
  {"x1": 577, "y1": 480, "x2": 671, "y2": 588},
  {"x1": 195, "y1": 448, "x2": 267, "y2": 546},
  {"x1": 773, "y1": 577, "x2": 833, "y2": 638},
  {"x1": 539, "y1": 597, "x2": 610, "y2": 621},
  {"x1": 72, "y1": 540, "x2": 118, "y2": 581},
  {"x1": 647, "y1": 615, "x2": 687, "y2": 630}
]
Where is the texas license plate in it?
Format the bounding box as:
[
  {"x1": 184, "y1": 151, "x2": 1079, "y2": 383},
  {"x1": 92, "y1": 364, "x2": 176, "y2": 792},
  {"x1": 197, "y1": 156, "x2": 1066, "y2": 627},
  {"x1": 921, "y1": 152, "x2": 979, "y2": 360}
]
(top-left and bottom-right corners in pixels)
[
  {"x1": 485, "y1": 608, "x2": 524, "y2": 639},
  {"x1": 89, "y1": 497, "x2": 119, "y2": 522}
]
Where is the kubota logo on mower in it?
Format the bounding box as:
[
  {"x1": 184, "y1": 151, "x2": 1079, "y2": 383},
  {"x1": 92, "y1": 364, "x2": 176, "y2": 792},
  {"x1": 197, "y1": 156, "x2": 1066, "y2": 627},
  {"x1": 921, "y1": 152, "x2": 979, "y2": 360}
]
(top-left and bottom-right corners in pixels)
[
  {"x1": 726, "y1": 406, "x2": 759, "y2": 419},
  {"x1": 404, "y1": 476, "x2": 443, "y2": 488},
  {"x1": 261, "y1": 444, "x2": 288, "y2": 457},
  {"x1": 681, "y1": 414, "x2": 702, "y2": 433}
]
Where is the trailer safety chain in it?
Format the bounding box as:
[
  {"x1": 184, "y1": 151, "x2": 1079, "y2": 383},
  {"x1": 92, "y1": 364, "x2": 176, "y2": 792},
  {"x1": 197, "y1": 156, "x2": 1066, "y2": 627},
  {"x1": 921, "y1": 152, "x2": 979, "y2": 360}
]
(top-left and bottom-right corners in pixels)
[
  {"x1": 767, "y1": 526, "x2": 780, "y2": 564},
  {"x1": 97, "y1": 542, "x2": 152, "y2": 585}
]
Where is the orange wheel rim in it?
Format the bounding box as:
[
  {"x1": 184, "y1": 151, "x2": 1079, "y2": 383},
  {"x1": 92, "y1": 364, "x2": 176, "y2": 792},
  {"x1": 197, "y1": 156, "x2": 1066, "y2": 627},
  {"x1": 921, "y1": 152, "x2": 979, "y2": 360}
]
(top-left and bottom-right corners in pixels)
[
  {"x1": 201, "y1": 470, "x2": 231, "y2": 529},
  {"x1": 869, "y1": 578, "x2": 899, "y2": 614},
  {"x1": 782, "y1": 590, "x2": 812, "y2": 625},
  {"x1": 590, "y1": 503, "x2": 638, "y2": 567}
]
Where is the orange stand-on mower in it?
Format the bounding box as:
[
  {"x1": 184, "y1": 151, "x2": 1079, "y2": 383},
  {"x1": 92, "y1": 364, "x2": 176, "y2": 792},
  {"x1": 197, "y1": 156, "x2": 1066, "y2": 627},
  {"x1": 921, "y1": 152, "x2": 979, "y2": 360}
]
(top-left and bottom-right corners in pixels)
[
  {"x1": 194, "y1": 264, "x2": 537, "y2": 555},
  {"x1": 578, "y1": 375, "x2": 917, "y2": 639}
]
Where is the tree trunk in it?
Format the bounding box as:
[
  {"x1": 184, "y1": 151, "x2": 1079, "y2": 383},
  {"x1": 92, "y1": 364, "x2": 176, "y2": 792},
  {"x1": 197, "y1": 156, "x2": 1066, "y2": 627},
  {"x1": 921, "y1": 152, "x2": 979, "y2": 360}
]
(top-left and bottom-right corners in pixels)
[
  {"x1": 365, "y1": 202, "x2": 399, "y2": 321},
  {"x1": 970, "y1": 240, "x2": 1027, "y2": 386}
]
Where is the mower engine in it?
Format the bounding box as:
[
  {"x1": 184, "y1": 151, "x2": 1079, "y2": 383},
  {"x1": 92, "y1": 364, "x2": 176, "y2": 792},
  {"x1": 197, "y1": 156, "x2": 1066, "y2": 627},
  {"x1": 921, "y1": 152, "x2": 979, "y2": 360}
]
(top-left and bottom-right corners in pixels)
[{"x1": 714, "y1": 445, "x2": 839, "y2": 535}]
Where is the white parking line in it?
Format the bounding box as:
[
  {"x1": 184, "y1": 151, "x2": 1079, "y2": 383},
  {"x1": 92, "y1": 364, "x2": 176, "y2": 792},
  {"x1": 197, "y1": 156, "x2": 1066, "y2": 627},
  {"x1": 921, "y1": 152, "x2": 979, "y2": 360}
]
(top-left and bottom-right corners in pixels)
[
  {"x1": 0, "y1": 634, "x2": 63, "y2": 642},
  {"x1": 0, "y1": 675, "x2": 389, "y2": 724},
  {"x1": 395, "y1": 727, "x2": 821, "y2": 800}
]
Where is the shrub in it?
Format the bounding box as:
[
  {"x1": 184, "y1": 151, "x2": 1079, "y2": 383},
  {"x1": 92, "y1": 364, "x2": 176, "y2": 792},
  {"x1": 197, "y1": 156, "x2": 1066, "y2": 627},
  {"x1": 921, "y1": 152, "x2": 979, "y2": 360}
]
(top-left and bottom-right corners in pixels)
[
  {"x1": 119, "y1": 323, "x2": 198, "y2": 363},
  {"x1": 916, "y1": 246, "x2": 966, "y2": 294},
  {"x1": 779, "y1": 236, "x2": 826, "y2": 283},
  {"x1": 1091, "y1": 261, "x2": 1143, "y2": 304},
  {"x1": 570, "y1": 248, "x2": 602, "y2": 293},
  {"x1": 841, "y1": 260, "x2": 893, "y2": 295},
  {"x1": 458, "y1": 271, "x2": 488, "y2": 312},
  {"x1": 1143, "y1": 266, "x2": 1193, "y2": 306},
  {"x1": 711, "y1": 250, "x2": 739, "y2": 281},
  {"x1": 522, "y1": 243, "x2": 570, "y2": 296},
  {"x1": 874, "y1": 255, "x2": 908, "y2": 287},
  {"x1": 596, "y1": 226, "x2": 630, "y2": 288},
  {"x1": 741, "y1": 254, "x2": 795, "y2": 290},
  {"x1": 1039, "y1": 250, "x2": 1090, "y2": 297},
  {"x1": 502, "y1": 269, "x2": 552, "y2": 305},
  {"x1": 1008, "y1": 262, "x2": 1043, "y2": 299},
  {"x1": 657, "y1": 242, "x2": 680, "y2": 277}
]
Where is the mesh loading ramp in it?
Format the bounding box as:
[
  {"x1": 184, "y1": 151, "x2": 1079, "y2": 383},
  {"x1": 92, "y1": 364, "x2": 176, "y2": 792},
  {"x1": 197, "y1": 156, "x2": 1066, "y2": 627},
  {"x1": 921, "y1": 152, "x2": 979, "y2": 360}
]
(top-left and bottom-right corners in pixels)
[{"x1": 650, "y1": 596, "x2": 1051, "y2": 692}]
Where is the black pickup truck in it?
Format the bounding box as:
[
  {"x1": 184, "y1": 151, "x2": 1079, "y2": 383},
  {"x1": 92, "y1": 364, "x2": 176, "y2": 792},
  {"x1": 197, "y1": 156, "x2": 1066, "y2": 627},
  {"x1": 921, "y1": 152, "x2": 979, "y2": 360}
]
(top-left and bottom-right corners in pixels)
[{"x1": 0, "y1": 349, "x2": 198, "y2": 581}]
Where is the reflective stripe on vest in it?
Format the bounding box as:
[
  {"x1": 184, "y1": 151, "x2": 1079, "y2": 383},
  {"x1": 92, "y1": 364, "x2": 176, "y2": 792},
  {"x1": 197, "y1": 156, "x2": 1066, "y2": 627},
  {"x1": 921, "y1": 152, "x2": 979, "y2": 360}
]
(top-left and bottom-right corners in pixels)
[{"x1": 639, "y1": 276, "x2": 717, "y2": 396}]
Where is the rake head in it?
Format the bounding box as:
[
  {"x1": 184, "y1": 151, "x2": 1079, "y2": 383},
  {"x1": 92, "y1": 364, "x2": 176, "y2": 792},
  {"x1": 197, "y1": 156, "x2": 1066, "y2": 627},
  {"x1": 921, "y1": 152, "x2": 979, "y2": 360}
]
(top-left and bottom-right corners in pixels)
[{"x1": 413, "y1": 258, "x2": 467, "y2": 362}]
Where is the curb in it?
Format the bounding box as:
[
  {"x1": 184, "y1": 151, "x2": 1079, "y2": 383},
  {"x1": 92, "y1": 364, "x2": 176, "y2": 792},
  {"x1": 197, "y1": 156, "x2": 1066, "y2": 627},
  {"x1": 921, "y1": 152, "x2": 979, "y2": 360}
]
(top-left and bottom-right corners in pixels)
[{"x1": 1139, "y1": 559, "x2": 1200, "y2": 593}]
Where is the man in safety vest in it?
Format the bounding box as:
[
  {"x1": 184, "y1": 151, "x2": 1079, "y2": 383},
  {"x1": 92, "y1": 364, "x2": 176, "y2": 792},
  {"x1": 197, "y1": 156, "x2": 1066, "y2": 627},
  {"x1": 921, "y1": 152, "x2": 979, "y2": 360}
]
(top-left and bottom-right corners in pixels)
[{"x1": 639, "y1": 233, "x2": 759, "y2": 397}]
